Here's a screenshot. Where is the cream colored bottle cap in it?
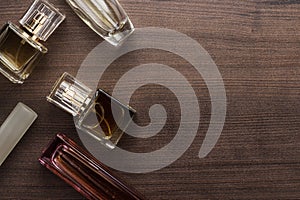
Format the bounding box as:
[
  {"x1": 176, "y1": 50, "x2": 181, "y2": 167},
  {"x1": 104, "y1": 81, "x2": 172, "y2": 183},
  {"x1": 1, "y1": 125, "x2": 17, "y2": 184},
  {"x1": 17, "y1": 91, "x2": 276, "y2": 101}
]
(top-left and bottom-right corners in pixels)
[{"x1": 0, "y1": 102, "x2": 38, "y2": 166}]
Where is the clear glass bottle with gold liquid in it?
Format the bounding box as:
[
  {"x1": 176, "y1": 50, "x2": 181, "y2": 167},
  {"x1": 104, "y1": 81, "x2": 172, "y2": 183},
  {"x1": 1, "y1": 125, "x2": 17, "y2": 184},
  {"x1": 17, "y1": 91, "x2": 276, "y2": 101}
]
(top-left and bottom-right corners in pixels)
[
  {"x1": 0, "y1": 0, "x2": 65, "y2": 84},
  {"x1": 47, "y1": 72, "x2": 136, "y2": 149}
]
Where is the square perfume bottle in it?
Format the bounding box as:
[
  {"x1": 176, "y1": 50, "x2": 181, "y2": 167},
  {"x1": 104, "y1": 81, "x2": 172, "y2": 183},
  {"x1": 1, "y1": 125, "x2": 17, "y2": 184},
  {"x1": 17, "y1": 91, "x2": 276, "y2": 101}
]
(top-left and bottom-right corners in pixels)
[
  {"x1": 65, "y1": 0, "x2": 134, "y2": 46},
  {"x1": 47, "y1": 72, "x2": 135, "y2": 149},
  {"x1": 0, "y1": 0, "x2": 65, "y2": 84}
]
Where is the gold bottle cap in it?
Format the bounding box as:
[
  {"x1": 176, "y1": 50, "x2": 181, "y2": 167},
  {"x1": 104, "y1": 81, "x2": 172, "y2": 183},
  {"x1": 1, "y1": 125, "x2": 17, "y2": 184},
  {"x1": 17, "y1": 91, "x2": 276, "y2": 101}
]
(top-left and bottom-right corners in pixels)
[{"x1": 19, "y1": 0, "x2": 65, "y2": 41}]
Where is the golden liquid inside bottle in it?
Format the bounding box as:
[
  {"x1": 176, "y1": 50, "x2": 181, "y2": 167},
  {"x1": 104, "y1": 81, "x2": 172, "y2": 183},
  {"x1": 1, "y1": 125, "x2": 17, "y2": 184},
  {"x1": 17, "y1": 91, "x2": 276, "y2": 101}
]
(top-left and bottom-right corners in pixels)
[
  {"x1": 0, "y1": 23, "x2": 47, "y2": 83},
  {"x1": 81, "y1": 89, "x2": 135, "y2": 145},
  {"x1": 0, "y1": 27, "x2": 39, "y2": 72}
]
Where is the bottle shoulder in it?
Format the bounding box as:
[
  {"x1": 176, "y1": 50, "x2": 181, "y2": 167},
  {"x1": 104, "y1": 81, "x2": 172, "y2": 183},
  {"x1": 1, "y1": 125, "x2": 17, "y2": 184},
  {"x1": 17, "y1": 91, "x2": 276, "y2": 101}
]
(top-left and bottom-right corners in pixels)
[{"x1": 1, "y1": 22, "x2": 48, "y2": 53}]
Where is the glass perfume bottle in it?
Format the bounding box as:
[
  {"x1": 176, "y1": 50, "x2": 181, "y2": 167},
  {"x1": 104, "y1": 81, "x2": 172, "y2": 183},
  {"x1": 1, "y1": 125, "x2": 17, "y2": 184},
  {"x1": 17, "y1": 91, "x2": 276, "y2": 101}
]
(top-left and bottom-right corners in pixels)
[
  {"x1": 65, "y1": 0, "x2": 134, "y2": 46},
  {"x1": 0, "y1": 102, "x2": 37, "y2": 166},
  {"x1": 47, "y1": 72, "x2": 135, "y2": 149},
  {"x1": 0, "y1": 0, "x2": 65, "y2": 84},
  {"x1": 39, "y1": 133, "x2": 145, "y2": 199}
]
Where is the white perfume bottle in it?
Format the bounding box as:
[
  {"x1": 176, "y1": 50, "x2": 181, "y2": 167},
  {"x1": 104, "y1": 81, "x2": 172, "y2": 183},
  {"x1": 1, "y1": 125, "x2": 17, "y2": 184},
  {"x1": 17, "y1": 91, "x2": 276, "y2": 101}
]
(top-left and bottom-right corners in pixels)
[{"x1": 0, "y1": 103, "x2": 37, "y2": 166}]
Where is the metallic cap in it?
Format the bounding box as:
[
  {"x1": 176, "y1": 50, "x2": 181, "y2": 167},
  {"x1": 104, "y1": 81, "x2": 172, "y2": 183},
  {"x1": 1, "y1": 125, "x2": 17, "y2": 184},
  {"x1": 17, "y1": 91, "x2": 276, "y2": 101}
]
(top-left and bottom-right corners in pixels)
[
  {"x1": 47, "y1": 72, "x2": 93, "y2": 117},
  {"x1": 19, "y1": 0, "x2": 65, "y2": 41}
]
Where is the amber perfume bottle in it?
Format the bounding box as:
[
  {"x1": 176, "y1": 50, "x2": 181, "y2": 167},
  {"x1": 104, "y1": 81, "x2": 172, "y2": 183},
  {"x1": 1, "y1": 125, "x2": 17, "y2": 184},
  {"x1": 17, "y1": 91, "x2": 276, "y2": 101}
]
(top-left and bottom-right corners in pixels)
[
  {"x1": 39, "y1": 133, "x2": 145, "y2": 199},
  {"x1": 0, "y1": 0, "x2": 65, "y2": 83},
  {"x1": 47, "y1": 73, "x2": 135, "y2": 149}
]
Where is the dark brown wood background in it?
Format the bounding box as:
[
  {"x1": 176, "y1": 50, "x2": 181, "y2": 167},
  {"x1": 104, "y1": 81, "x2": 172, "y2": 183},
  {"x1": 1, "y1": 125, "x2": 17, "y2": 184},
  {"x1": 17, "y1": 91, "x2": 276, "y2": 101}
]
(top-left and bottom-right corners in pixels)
[{"x1": 0, "y1": 0, "x2": 299, "y2": 199}]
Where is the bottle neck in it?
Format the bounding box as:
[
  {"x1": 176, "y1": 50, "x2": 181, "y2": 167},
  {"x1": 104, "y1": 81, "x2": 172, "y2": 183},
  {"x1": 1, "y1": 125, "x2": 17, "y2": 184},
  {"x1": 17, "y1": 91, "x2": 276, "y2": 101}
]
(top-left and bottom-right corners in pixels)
[{"x1": 20, "y1": 25, "x2": 40, "y2": 42}]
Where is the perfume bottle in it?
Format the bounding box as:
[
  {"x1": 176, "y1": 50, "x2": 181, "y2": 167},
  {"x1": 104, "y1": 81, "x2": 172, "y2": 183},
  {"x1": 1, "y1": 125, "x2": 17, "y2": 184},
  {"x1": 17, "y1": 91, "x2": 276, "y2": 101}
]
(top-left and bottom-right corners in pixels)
[
  {"x1": 0, "y1": 0, "x2": 65, "y2": 84},
  {"x1": 0, "y1": 102, "x2": 37, "y2": 166},
  {"x1": 39, "y1": 133, "x2": 145, "y2": 199},
  {"x1": 47, "y1": 72, "x2": 135, "y2": 149},
  {"x1": 65, "y1": 0, "x2": 134, "y2": 46}
]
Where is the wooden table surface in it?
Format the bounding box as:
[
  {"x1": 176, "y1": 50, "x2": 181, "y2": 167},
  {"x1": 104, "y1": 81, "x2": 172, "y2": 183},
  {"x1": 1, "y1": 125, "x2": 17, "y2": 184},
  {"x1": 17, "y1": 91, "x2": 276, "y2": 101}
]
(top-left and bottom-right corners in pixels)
[{"x1": 0, "y1": 0, "x2": 299, "y2": 199}]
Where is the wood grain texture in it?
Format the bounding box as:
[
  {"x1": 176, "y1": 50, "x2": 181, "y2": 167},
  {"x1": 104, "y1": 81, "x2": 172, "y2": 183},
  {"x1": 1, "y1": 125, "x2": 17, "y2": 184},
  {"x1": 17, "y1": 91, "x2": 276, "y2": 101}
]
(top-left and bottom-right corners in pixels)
[{"x1": 0, "y1": 0, "x2": 299, "y2": 199}]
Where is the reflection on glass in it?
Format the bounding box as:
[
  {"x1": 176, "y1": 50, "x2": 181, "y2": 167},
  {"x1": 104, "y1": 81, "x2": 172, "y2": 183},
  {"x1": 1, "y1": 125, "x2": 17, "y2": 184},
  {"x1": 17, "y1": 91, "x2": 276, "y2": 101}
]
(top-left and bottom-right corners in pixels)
[
  {"x1": 0, "y1": 0, "x2": 65, "y2": 83},
  {"x1": 47, "y1": 72, "x2": 135, "y2": 149},
  {"x1": 66, "y1": 0, "x2": 134, "y2": 46},
  {"x1": 0, "y1": 23, "x2": 47, "y2": 83},
  {"x1": 39, "y1": 133, "x2": 145, "y2": 200}
]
